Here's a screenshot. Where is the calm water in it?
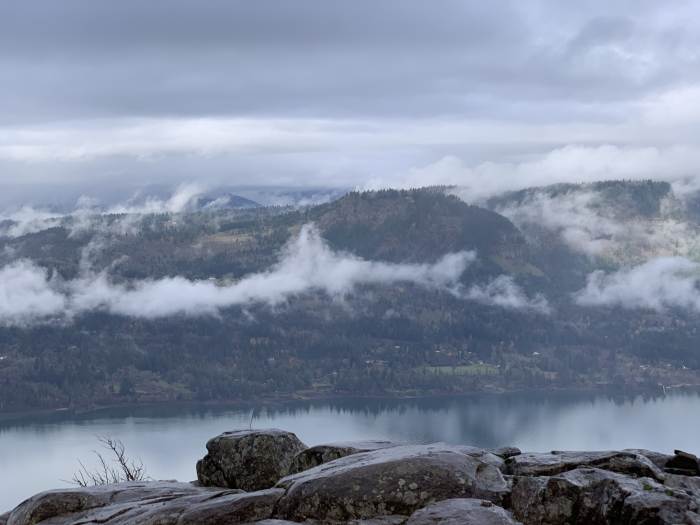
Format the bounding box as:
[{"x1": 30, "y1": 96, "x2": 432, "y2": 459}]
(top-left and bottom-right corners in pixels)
[{"x1": 1, "y1": 391, "x2": 699, "y2": 512}]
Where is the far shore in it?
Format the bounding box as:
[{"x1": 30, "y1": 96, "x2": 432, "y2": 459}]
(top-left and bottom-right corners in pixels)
[{"x1": 3, "y1": 383, "x2": 699, "y2": 425}]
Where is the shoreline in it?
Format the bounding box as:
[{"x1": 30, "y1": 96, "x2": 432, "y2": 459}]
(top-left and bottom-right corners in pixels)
[{"x1": 2, "y1": 383, "x2": 698, "y2": 424}]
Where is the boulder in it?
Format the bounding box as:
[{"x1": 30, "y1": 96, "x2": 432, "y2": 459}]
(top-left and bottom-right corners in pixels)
[
  {"x1": 511, "y1": 467, "x2": 698, "y2": 525},
  {"x1": 197, "y1": 429, "x2": 307, "y2": 490},
  {"x1": 289, "y1": 440, "x2": 399, "y2": 474},
  {"x1": 406, "y1": 498, "x2": 521, "y2": 524},
  {"x1": 505, "y1": 450, "x2": 665, "y2": 481},
  {"x1": 5, "y1": 481, "x2": 264, "y2": 525},
  {"x1": 491, "y1": 447, "x2": 522, "y2": 460},
  {"x1": 453, "y1": 446, "x2": 506, "y2": 471},
  {"x1": 667, "y1": 450, "x2": 700, "y2": 477},
  {"x1": 274, "y1": 444, "x2": 510, "y2": 522},
  {"x1": 624, "y1": 449, "x2": 674, "y2": 471}
]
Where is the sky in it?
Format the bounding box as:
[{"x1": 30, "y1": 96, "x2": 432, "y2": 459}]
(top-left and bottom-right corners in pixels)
[{"x1": 2, "y1": 0, "x2": 700, "y2": 206}]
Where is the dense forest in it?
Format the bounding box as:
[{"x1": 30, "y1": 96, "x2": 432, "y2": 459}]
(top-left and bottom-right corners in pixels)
[{"x1": 1, "y1": 183, "x2": 699, "y2": 412}]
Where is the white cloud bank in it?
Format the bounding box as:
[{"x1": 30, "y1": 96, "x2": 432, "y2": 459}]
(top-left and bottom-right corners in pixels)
[
  {"x1": 376, "y1": 145, "x2": 700, "y2": 203},
  {"x1": 0, "y1": 224, "x2": 547, "y2": 326},
  {"x1": 494, "y1": 189, "x2": 700, "y2": 262},
  {"x1": 0, "y1": 183, "x2": 206, "y2": 239},
  {"x1": 575, "y1": 257, "x2": 700, "y2": 313},
  {"x1": 0, "y1": 261, "x2": 67, "y2": 326}
]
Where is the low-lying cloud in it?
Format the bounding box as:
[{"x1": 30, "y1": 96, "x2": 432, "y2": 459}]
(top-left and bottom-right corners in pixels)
[
  {"x1": 0, "y1": 183, "x2": 206, "y2": 239},
  {"x1": 465, "y1": 275, "x2": 550, "y2": 314},
  {"x1": 0, "y1": 260, "x2": 67, "y2": 326},
  {"x1": 575, "y1": 257, "x2": 700, "y2": 313},
  {"x1": 378, "y1": 145, "x2": 700, "y2": 203},
  {"x1": 0, "y1": 224, "x2": 548, "y2": 326},
  {"x1": 494, "y1": 188, "x2": 700, "y2": 262}
]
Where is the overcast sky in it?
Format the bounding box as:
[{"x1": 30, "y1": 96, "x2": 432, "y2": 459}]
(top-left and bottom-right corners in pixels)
[{"x1": 2, "y1": 0, "x2": 700, "y2": 205}]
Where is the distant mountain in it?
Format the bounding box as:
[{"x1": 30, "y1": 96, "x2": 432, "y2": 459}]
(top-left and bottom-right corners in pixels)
[
  {"x1": 194, "y1": 192, "x2": 261, "y2": 210},
  {"x1": 307, "y1": 189, "x2": 539, "y2": 280}
]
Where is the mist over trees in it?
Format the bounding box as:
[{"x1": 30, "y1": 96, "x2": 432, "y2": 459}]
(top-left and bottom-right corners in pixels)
[{"x1": 0, "y1": 185, "x2": 698, "y2": 412}]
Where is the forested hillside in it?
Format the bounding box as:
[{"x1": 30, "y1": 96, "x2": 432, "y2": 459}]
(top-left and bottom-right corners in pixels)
[{"x1": 1, "y1": 185, "x2": 699, "y2": 412}]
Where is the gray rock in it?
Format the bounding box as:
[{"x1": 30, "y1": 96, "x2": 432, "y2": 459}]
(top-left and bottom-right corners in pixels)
[
  {"x1": 667, "y1": 450, "x2": 700, "y2": 476},
  {"x1": 624, "y1": 449, "x2": 674, "y2": 470},
  {"x1": 197, "y1": 429, "x2": 307, "y2": 490},
  {"x1": 665, "y1": 473, "x2": 700, "y2": 495},
  {"x1": 6, "y1": 481, "x2": 245, "y2": 525},
  {"x1": 348, "y1": 517, "x2": 408, "y2": 524},
  {"x1": 406, "y1": 498, "x2": 520, "y2": 524},
  {"x1": 177, "y1": 488, "x2": 283, "y2": 524},
  {"x1": 490, "y1": 447, "x2": 522, "y2": 460},
  {"x1": 246, "y1": 521, "x2": 305, "y2": 525},
  {"x1": 275, "y1": 444, "x2": 510, "y2": 522},
  {"x1": 505, "y1": 450, "x2": 665, "y2": 481},
  {"x1": 511, "y1": 467, "x2": 697, "y2": 525},
  {"x1": 289, "y1": 440, "x2": 399, "y2": 474},
  {"x1": 453, "y1": 446, "x2": 506, "y2": 471}
]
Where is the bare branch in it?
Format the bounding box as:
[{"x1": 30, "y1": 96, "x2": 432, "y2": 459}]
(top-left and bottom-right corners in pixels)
[{"x1": 71, "y1": 436, "x2": 148, "y2": 487}]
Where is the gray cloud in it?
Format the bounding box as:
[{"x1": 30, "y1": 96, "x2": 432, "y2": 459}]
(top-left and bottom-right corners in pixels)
[
  {"x1": 0, "y1": 184, "x2": 207, "y2": 239},
  {"x1": 2, "y1": 1, "x2": 698, "y2": 122},
  {"x1": 1, "y1": 2, "x2": 700, "y2": 198},
  {"x1": 575, "y1": 257, "x2": 700, "y2": 312}
]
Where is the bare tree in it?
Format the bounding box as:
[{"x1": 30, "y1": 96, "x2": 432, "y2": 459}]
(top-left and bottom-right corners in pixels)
[{"x1": 71, "y1": 436, "x2": 148, "y2": 487}]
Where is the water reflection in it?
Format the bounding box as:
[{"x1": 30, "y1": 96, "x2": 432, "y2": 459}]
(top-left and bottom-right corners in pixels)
[{"x1": 1, "y1": 391, "x2": 698, "y2": 512}]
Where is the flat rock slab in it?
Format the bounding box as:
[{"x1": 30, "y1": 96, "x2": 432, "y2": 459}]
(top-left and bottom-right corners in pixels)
[
  {"x1": 5, "y1": 482, "x2": 280, "y2": 525},
  {"x1": 177, "y1": 488, "x2": 283, "y2": 524},
  {"x1": 197, "y1": 429, "x2": 307, "y2": 491},
  {"x1": 511, "y1": 467, "x2": 699, "y2": 525},
  {"x1": 289, "y1": 440, "x2": 400, "y2": 474},
  {"x1": 490, "y1": 447, "x2": 522, "y2": 460},
  {"x1": 348, "y1": 517, "x2": 409, "y2": 525},
  {"x1": 505, "y1": 450, "x2": 665, "y2": 481},
  {"x1": 667, "y1": 450, "x2": 700, "y2": 476},
  {"x1": 406, "y1": 498, "x2": 521, "y2": 524},
  {"x1": 275, "y1": 443, "x2": 510, "y2": 522},
  {"x1": 624, "y1": 449, "x2": 673, "y2": 470}
]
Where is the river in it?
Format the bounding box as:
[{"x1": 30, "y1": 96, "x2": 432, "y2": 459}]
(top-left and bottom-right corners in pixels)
[{"x1": 1, "y1": 391, "x2": 698, "y2": 512}]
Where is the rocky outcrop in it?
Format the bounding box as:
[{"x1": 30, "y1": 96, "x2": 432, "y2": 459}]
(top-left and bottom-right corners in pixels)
[
  {"x1": 274, "y1": 444, "x2": 510, "y2": 522},
  {"x1": 5, "y1": 481, "x2": 280, "y2": 525},
  {"x1": 6, "y1": 429, "x2": 700, "y2": 525},
  {"x1": 667, "y1": 450, "x2": 700, "y2": 477},
  {"x1": 405, "y1": 498, "x2": 520, "y2": 524},
  {"x1": 511, "y1": 467, "x2": 699, "y2": 525},
  {"x1": 505, "y1": 450, "x2": 666, "y2": 481},
  {"x1": 288, "y1": 440, "x2": 398, "y2": 474},
  {"x1": 177, "y1": 488, "x2": 284, "y2": 525},
  {"x1": 197, "y1": 429, "x2": 307, "y2": 491},
  {"x1": 491, "y1": 447, "x2": 522, "y2": 460}
]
